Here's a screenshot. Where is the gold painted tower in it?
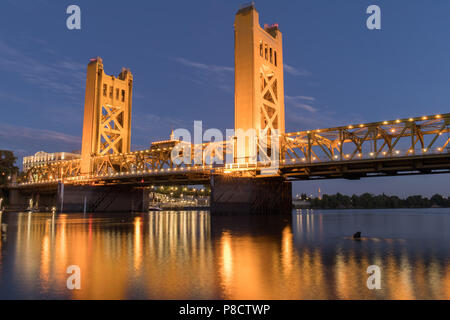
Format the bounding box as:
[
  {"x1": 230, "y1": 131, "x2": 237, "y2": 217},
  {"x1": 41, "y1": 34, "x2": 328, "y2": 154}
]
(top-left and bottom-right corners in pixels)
[
  {"x1": 80, "y1": 58, "x2": 133, "y2": 174},
  {"x1": 234, "y1": 4, "x2": 285, "y2": 160}
]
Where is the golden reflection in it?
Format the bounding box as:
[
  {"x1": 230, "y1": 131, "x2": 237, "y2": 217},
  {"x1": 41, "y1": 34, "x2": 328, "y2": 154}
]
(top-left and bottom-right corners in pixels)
[
  {"x1": 0, "y1": 212, "x2": 3, "y2": 270},
  {"x1": 443, "y1": 264, "x2": 450, "y2": 299},
  {"x1": 1, "y1": 211, "x2": 449, "y2": 299},
  {"x1": 385, "y1": 252, "x2": 414, "y2": 299},
  {"x1": 220, "y1": 231, "x2": 233, "y2": 297},
  {"x1": 134, "y1": 217, "x2": 142, "y2": 271},
  {"x1": 40, "y1": 232, "x2": 50, "y2": 290},
  {"x1": 428, "y1": 257, "x2": 443, "y2": 298},
  {"x1": 412, "y1": 257, "x2": 427, "y2": 299},
  {"x1": 281, "y1": 226, "x2": 293, "y2": 276},
  {"x1": 145, "y1": 211, "x2": 215, "y2": 299},
  {"x1": 71, "y1": 215, "x2": 129, "y2": 299},
  {"x1": 218, "y1": 233, "x2": 272, "y2": 299},
  {"x1": 216, "y1": 219, "x2": 332, "y2": 299},
  {"x1": 289, "y1": 247, "x2": 326, "y2": 299},
  {"x1": 311, "y1": 249, "x2": 326, "y2": 299},
  {"x1": 335, "y1": 249, "x2": 354, "y2": 299},
  {"x1": 398, "y1": 251, "x2": 414, "y2": 299}
]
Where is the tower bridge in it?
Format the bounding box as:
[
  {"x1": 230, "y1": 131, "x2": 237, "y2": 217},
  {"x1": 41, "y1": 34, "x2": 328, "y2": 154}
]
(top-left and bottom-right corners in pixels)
[{"x1": 7, "y1": 4, "x2": 450, "y2": 214}]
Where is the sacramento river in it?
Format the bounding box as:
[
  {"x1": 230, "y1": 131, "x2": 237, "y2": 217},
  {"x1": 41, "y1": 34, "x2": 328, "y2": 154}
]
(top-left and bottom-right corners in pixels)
[{"x1": 0, "y1": 209, "x2": 449, "y2": 299}]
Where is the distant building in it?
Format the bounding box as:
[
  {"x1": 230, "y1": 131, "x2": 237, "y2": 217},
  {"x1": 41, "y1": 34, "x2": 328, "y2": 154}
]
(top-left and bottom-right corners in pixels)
[
  {"x1": 150, "y1": 130, "x2": 182, "y2": 150},
  {"x1": 23, "y1": 151, "x2": 80, "y2": 172}
]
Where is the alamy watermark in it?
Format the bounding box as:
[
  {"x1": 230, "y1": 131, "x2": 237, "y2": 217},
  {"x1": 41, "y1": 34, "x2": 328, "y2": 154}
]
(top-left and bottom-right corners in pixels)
[
  {"x1": 66, "y1": 5, "x2": 81, "y2": 30},
  {"x1": 66, "y1": 265, "x2": 81, "y2": 290},
  {"x1": 170, "y1": 121, "x2": 280, "y2": 172},
  {"x1": 366, "y1": 265, "x2": 382, "y2": 290},
  {"x1": 366, "y1": 5, "x2": 381, "y2": 30},
  {"x1": 66, "y1": 4, "x2": 380, "y2": 31}
]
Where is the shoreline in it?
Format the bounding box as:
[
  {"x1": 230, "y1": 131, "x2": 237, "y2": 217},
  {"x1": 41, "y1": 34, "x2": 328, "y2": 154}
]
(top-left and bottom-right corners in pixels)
[{"x1": 294, "y1": 206, "x2": 450, "y2": 211}]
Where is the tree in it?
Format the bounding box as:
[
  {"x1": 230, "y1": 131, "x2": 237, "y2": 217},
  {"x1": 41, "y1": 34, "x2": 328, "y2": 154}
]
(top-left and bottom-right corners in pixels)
[
  {"x1": 0, "y1": 150, "x2": 19, "y2": 185},
  {"x1": 309, "y1": 192, "x2": 449, "y2": 209},
  {"x1": 430, "y1": 194, "x2": 445, "y2": 207}
]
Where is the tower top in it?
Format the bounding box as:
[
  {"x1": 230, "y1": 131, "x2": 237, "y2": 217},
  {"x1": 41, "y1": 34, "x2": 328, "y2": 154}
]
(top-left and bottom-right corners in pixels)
[
  {"x1": 235, "y1": 3, "x2": 281, "y2": 39},
  {"x1": 236, "y1": 2, "x2": 256, "y2": 15},
  {"x1": 89, "y1": 57, "x2": 103, "y2": 64}
]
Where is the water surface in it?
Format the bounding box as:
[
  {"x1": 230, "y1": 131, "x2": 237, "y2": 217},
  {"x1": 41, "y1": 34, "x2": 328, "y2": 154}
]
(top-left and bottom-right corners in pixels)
[{"x1": 0, "y1": 209, "x2": 449, "y2": 299}]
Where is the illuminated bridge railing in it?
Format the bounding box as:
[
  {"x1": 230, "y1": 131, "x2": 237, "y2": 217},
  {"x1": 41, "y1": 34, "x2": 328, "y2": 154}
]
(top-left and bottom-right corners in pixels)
[
  {"x1": 281, "y1": 113, "x2": 449, "y2": 164},
  {"x1": 20, "y1": 113, "x2": 450, "y2": 185},
  {"x1": 21, "y1": 141, "x2": 231, "y2": 185}
]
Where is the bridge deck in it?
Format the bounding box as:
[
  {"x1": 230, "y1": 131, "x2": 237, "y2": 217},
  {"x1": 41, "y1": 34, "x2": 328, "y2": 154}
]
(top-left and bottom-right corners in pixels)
[
  {"x1": 14, "y1": 152, "x2": 450, "y2": 189},
  {"x1": 280, "y1": 153, "x2": 450, "y2": 180}
]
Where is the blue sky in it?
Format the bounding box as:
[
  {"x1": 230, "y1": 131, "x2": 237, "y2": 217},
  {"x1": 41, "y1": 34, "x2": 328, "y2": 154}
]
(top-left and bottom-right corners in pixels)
[{"x1": 0, "y1": 0, "x2": 449, "y2": 196}]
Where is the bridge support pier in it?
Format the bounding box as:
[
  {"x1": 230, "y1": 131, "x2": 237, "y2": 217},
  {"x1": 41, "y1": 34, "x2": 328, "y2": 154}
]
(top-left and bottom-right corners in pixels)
[
  {"x1": 210, "y1": 175, "x2": 292, "y2": 215},
  {"x1": 6, "y1": 188, "x2": 57, "y2": 212},
  {"x1": 57, "y1": 184, "x2": 149, "y2": 213},
  {"x1": 6, "y1": 184, "x2": 149, "y2": 213}
]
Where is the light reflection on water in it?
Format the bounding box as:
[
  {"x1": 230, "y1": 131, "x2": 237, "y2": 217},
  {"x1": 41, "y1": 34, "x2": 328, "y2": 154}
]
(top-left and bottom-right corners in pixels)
[{"x1": 0, "y1": 209, "x2": 449, "y2": 299}]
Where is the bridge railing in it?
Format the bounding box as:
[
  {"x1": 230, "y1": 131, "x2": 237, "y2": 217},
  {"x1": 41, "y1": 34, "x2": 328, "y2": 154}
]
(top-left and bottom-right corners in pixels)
[
  {"x1": 282, "y1": 113, "x2": 450, "y2": 165},
  {"x1": 20, "y1": 140, "x2": 231, "y2": 184}
]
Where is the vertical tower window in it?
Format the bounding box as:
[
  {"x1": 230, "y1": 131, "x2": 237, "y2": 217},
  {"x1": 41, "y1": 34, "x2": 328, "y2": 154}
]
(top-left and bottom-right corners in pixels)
[
  {"x1": 109, "y1": 86, "x2": 113, "y2": 98},
  {"x1": 103, "y1": 84, "x2": 107, "y2": 96},
  {"x1": 116, "y1": 88, "x2": 119, "y2": 100},
  {"x1": 121, "y1": 90, "x2": 125, "y2": 102},
  {"x1": 264, "y1": 45, "x2": 268, "y2": 60},
  {"x1": 259, "y1": 42, "x2": 263, "y2": 57},
  {"x1": 270, "y1": 48, "x2": 273, "y2": 63},
  {"x1": 274, "y1": 51, "x2": 277, "y2": 66}
]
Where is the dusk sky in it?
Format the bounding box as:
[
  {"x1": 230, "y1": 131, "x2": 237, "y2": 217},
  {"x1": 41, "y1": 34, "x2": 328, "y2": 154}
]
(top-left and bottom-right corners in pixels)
[{"x1": 0, "y1": 0, "x2": 449, "y2": 197}]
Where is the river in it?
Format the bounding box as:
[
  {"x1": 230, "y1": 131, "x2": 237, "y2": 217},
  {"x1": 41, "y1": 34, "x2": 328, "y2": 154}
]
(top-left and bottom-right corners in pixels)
[{"x1": 0, "y1": 208, "x2": 449, "y2": 299}]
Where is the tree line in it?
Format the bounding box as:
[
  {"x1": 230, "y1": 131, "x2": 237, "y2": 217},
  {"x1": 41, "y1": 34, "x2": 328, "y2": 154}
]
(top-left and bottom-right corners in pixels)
[{"x1": 305, "y1": 192, "x2": 450, "y2": 209}]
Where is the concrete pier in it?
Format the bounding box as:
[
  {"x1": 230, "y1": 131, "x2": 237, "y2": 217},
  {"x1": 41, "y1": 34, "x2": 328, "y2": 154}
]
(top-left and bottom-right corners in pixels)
[
  {"x1": 6, "y1": 187, "x2": 56, "y2": 212},
  {"x1": 56, "y1": 184, "x2": 149, "y2": 213},
  {"x1": 8, "y1": 176, "x2": 292, "y2": 215},
  {"x1": 210, "y1": 175, "x2": 292, "y2": 215},
  {"x1": 7, "y1": 184, "x2": 149, "y2": 213}
]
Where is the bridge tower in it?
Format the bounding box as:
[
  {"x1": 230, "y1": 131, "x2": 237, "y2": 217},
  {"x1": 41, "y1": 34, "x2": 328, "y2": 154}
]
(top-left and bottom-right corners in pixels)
[
  {"x1": 80, "y1": 58, "x2": 133, "y2": 174},
  {"x1": 210, "y1": 4, "x2": 291, "y2": 215},
  {"x1": 234, "y1": 3, "x2": 285, "y2": 162}
]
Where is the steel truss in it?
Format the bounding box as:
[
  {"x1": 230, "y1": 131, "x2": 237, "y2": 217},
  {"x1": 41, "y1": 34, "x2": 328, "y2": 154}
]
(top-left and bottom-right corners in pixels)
[{"x1": 282, "y1": 114, "x2": 449, "y2": 164}]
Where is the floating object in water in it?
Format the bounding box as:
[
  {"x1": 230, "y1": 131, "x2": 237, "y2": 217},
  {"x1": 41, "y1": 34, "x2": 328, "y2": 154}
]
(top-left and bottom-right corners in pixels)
[{"x1": 353, "y1": 231, "x2": 361, "y2": 239}]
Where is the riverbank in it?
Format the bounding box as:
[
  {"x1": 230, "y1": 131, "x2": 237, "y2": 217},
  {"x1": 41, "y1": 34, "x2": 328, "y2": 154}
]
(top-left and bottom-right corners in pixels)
[{"x1": 298, "y1": 192, "x2": 450, "y2": 210}]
